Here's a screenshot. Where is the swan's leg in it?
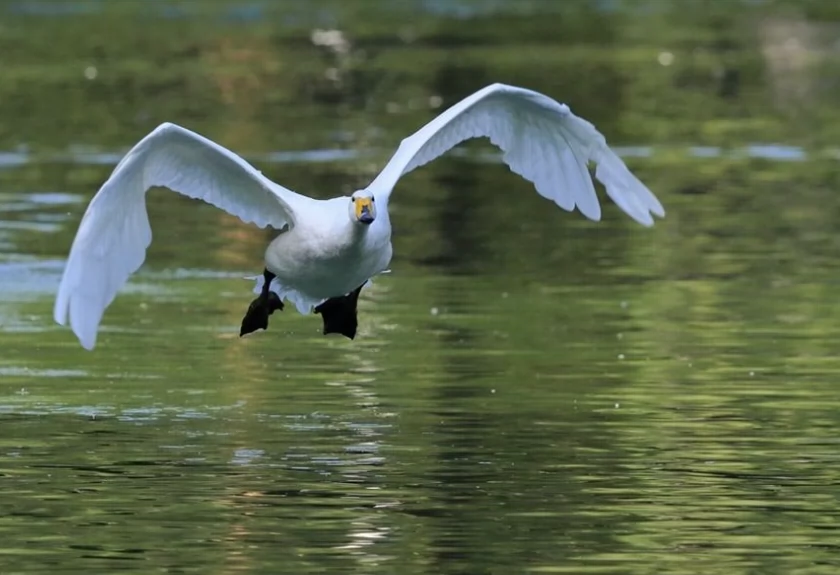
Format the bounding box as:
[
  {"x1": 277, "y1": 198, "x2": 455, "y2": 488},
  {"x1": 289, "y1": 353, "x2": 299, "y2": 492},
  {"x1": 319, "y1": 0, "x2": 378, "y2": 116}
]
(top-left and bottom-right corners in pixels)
[
  {"x1": 240, "y1": 269, "x2": 284, "y2": 337},
  {"x1": 314, "y1": 284, "x2": 364, "y2": 340}
]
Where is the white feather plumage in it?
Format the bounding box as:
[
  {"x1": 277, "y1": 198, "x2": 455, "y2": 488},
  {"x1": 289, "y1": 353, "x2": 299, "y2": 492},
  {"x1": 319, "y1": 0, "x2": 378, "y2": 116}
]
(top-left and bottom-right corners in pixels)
[{"x1": 55, "y1": 83, "x2": 664, "y2": 349}]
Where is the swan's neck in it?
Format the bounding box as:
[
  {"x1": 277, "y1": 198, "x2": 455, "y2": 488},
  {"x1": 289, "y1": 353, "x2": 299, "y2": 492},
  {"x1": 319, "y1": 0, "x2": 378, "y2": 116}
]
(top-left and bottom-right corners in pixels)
[
  {"x1": 349, "y1": 222, "x2": 371, "y2": 241},
  {"x1": 340, "y1": 223, "x2": 373, "y2": 255}
]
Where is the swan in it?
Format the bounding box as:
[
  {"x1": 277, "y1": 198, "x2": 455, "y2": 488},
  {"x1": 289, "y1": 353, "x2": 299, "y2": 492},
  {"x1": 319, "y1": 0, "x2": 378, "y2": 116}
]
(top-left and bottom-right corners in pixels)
[{"x1": 53, "y1": 83, "x2": 664, "y2": 350}]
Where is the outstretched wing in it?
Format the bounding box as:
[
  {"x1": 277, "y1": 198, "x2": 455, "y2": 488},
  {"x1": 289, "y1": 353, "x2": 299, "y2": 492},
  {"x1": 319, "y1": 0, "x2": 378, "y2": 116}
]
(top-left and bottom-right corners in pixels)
[
  {"x1": 366, "y1": 83, "x2": 664, "y2": 225},
  {"x1": 54, "y1": 122, "x2": 305, "y2": 350}
]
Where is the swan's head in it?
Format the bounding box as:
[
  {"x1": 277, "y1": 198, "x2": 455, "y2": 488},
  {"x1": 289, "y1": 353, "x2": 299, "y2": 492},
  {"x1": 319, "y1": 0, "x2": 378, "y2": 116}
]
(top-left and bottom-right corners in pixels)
[{"x1": 349, "y1": 191, "x2": 376, "y2": 226}]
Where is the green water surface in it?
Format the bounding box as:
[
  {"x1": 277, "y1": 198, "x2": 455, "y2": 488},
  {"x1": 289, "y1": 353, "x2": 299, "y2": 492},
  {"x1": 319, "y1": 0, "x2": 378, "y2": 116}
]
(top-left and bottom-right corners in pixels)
[{"x1": 2, "y1": 1, "x2": 840, "y2": 573}]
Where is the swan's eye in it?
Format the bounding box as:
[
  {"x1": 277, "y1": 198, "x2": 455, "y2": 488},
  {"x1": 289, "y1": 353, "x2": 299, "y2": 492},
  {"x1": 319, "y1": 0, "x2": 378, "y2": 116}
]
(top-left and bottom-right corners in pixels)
[
  {"x1": 351, "y1": 197, "x2": 356, "y2": 202},
  {"x1": 370, "y1": 195, "x2": 375, "y2": 202}
]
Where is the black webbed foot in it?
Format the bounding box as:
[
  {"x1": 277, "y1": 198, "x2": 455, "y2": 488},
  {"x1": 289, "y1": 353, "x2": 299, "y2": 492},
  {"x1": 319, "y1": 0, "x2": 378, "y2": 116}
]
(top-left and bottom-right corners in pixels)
[
  {"x1": 240, "y1": 270, "x2": 284, "y2": 337},
  {"x1": 314, "y1": 284, "x2": 364, "y2": 340},
  {"x1": 239, "y1": 292, "x2": 283, "y2": 336}
]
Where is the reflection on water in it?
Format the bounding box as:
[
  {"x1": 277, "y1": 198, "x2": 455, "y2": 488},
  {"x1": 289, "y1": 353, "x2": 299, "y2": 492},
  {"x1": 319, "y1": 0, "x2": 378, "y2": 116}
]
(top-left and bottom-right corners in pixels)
[
  {"x1": 0, "y1": 143, "x2": 828, "y2": 171},
  {"x1": 3, "y1": 1, "x2": 840, "y2": 574}
]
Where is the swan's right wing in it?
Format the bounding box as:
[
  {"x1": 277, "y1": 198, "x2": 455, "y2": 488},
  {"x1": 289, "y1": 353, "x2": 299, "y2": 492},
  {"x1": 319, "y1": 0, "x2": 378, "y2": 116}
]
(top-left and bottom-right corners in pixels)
[
  {"x1": 54, "y1": 122, "x2": 305, "y2": 350},
  {"x1": 367, "y1": 83, "x2": 664, "y2": 226}
]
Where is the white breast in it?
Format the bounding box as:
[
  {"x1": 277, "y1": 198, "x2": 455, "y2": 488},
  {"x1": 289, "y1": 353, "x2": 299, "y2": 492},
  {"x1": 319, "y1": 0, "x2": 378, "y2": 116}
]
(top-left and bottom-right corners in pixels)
[{"x1": 263, "y1": 214, "x2": 392, "y2": 304}]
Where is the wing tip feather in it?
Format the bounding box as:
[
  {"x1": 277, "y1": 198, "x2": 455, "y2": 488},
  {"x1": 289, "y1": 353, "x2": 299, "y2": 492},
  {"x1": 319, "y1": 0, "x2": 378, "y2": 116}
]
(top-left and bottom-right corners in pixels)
[
  {"x1": 592, "y1": 146, "x2": 665, "y2": 227},
  {"x1": 79, "y1": 335, "x2": 96, "y2": 351},
  {"x1": 581, "y1": 205, "x2": 602, "y2": 222},
  {"x1": 53, "y1": 294, "x2": 67, "y2": 326}
]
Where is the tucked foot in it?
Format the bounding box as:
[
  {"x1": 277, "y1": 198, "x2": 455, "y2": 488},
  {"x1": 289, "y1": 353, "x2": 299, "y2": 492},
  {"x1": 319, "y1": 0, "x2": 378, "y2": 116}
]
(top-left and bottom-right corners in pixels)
[
  {"x1": 314, "y1": 284, "x2": 364, "y2": 340},
  {"x1": 240, "y1": 269, "x2": 284, "y2": 337}
]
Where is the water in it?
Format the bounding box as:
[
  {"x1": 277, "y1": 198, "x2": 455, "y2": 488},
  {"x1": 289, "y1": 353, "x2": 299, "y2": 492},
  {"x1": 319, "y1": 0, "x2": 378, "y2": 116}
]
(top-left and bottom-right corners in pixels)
[{"x1": 3, "y1": 1, "x2": 840, "y2": 573}]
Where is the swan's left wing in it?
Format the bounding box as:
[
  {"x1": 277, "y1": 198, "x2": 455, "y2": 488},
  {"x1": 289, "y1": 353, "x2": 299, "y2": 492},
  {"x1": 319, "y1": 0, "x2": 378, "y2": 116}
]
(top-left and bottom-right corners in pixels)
[
  {"x1": 365, "y1": 83, "x2": 664, "y2": 226},
  {"x1": 54, "y1": 122, "x2": 305, "y2": 350}
]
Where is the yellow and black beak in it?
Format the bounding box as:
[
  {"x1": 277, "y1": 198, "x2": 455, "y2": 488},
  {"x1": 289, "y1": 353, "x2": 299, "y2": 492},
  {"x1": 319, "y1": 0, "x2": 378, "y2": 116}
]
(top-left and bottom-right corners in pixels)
[{"x1": 355, "y1": 197, "x2": 375, "y2": 225}]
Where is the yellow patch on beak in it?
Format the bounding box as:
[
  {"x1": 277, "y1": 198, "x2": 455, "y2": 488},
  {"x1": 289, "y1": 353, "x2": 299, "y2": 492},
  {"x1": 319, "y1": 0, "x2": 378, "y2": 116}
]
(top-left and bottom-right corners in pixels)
[{"x1": 355, "y1": 197, "x2": 375, "y2": 224}]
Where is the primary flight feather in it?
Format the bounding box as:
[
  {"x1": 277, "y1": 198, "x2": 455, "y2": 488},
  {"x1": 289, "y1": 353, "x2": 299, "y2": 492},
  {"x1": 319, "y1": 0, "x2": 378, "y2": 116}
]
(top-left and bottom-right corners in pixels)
[{"x1": 54, "y1": 83, "x2": 664, "y2": 350}]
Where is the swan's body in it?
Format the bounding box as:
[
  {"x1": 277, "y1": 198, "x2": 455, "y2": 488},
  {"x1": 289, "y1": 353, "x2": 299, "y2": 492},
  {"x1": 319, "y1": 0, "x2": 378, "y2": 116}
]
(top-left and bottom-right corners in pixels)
[
  {"x1": 261, "y1": 194, "x2": 393, "y2": 310},
  {"x1": 54, "y1": 83, "x2": 664, "y2": 350}
]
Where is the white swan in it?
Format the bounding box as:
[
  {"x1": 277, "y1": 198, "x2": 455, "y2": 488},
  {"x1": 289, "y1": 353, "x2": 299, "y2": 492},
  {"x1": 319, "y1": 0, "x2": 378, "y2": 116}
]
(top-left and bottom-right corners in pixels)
[{"x1": 54, "y1": 83, "x2": 664, "y2": 350}]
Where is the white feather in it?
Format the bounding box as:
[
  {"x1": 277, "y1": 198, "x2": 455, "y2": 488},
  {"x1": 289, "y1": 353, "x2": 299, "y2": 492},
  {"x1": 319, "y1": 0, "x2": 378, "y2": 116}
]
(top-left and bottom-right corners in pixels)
[
  {"x1": 54, "y1": 122, "x2": 309, "y2": 350},
  {"x1": 366, "y1": 83, "x2": 664, "y2": 225},
  {"x1": 54, "y1": 83, "x2": 665, "y2": 351}
]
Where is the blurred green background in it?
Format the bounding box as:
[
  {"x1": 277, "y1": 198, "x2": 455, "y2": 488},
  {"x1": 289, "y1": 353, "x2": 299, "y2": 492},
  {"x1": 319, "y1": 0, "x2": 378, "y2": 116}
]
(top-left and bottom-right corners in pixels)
[{"x1": 2, "y1": 1, "x2": 840, "y2": 573}]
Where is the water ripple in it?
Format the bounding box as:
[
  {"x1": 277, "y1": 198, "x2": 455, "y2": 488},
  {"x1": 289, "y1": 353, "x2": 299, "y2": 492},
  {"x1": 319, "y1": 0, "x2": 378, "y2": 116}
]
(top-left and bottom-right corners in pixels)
[{"x1": 0, "y1": 144, "x2": 832, "y2": 170}]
